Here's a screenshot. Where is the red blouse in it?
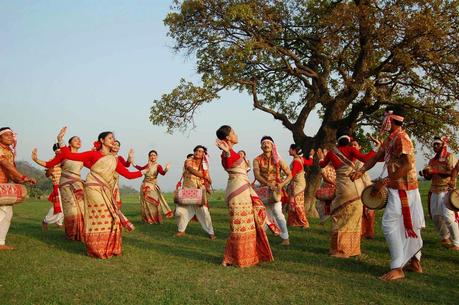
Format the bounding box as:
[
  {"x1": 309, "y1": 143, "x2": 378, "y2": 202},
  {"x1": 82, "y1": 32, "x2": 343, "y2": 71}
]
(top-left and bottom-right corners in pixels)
[
  {"x1": 118, "y1": 156, "x2": 131, "y2": 168},
  {"x1": 319, "y1": 146, "x2": 375, "y2": 169},
  {"x1": 58, "y1": 148, "x2": 142, "y2": 179},
  {"x1": 291, "y1": 157, "x2": 313, "y2": 177},
  {"x1": 221, "y1": 149, "x2": 241, "y2": 169},
  {"x1": 135, "y1": 163, "x2": 166, "y2": 175},
  {"x1": 44, "y1": 150, "x2": 66, "y2": 168}
]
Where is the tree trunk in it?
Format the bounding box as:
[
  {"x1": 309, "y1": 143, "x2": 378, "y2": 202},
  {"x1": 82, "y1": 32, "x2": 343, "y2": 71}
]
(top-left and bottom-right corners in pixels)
[{"x1": 299, "y1": 122, "x2": 338, "y2": 219}]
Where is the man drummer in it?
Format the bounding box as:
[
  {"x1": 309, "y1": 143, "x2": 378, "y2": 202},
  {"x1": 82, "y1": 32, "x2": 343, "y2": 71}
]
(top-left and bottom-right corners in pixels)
[
  {"x1": 0, "y1": 127, "x2": 36, "y2": 250},
  {"x1": 423, "y1": 136, "x2": 459, "y2": 250},
  {"x1": 350, "y1": 106, "x2": 424, "y2": 281},
  {"x1": 253, "y1": 136, "x2": 292, "y2": 246}
]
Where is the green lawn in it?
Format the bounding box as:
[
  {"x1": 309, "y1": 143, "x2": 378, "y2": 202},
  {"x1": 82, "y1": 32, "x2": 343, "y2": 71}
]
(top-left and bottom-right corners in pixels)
[{"x1": 1, "y1": 182, "x2": 458, "y2": 305}]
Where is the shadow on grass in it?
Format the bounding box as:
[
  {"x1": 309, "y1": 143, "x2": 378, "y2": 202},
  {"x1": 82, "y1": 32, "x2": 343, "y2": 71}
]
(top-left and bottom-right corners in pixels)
[{"x1": 11, "y1": 219, "x2": 86, "y2": 255}]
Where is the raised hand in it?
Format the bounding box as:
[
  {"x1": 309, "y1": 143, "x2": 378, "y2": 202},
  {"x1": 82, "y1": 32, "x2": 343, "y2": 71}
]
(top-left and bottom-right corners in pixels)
[
  {"x1": 215, "y1": 139, "x2": 230, "y2": 152},
  {"x1": 31, "y1": 148, "x2": 38, "y2": 162},
  {"x1": 368, "y1": 133, "x2": 382, "y2": 149},
  {"x1": 317, "y1": 148, "x2": 324, "y2": 160},
  {"x1": 165, "y1": 163, "x2": 171, "y2": 171},
  {"x1": 128, "y1": 149, "x2": 135, "y2": 163},
  {"x1": 57, "y1": 126, "x2": 67, "y2": 143}
]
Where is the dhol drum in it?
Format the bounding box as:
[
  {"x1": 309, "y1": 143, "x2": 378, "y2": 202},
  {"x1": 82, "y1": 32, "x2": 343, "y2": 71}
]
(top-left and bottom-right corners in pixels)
[
  {"x1": 361, "y1": 184, "x2": 388, "y2": 210},
  {"x1": 0, "y1": 183, "x2": 27, "y2": 206},
  {"x1": 447, "y1": 189, "x2": 459, "y2": 212},
  {"x1": 174, "y1": 187, "x2": 204, "y2": 205},
  {"x1": 315, "y1": 185, "x2": 336, "y2": 201},
  {"x1": 253, "y1": 186, "x2": 272, "y2": 204}
]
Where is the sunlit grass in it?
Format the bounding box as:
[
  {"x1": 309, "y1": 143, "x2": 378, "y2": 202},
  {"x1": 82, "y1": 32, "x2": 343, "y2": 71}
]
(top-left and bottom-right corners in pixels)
[{"x1": 0, "y1": 182, "x2": 458, "y2": 305}]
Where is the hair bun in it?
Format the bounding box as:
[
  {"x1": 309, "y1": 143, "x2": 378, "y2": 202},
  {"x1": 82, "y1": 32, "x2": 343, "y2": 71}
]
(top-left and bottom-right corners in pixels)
[{"x1": 93, "y1": 141, "x2": 102, "y2": 150}]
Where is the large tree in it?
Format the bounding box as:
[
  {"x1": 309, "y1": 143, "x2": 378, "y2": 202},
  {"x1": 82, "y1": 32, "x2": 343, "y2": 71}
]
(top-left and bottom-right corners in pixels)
[{"x1": 151, "y1": 0, "x2": 459, "y2": 213}]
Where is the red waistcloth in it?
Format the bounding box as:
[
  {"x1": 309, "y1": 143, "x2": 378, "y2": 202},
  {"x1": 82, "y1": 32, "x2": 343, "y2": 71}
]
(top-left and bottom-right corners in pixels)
[
  {"x1": 398, "y1": 189, "x2": 418, "y2": 238},
  {"x1": 48, "y1": 185, "x2": 62, "y2": 214}
]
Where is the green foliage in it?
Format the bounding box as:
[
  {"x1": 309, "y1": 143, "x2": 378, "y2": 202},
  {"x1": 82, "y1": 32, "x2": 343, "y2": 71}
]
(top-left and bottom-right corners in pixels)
[{"x1": 153, "y1": 0, "x2": 459, "y2": 150}]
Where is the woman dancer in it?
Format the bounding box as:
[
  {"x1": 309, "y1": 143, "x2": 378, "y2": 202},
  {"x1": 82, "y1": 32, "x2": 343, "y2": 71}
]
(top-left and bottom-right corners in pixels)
[
  {"x1": 135, "y1": 150, "x2": 173, "y2": 223},
  {"x1": 317, "y1": 128, "x2": 375, "y2": 258},
  {"x1": 287, "y1": 144, "x2": 313, "y2": 228},
  {"x1": 32, "y1": 127, "x2": 85, "y2": 241},
  {"x1": 53, "y1": 131, "x2": 145, "y2": 258},
  {"x1": 216, "y1": 125, "x2": 273, "y2": 267}
]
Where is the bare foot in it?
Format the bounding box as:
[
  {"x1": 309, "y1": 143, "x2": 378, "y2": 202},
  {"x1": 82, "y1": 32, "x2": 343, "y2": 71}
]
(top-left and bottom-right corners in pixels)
[
  {"x1": 441, "y1": 238, "x2": 452, "y2": 248},
  {"x1": 302, "y1": 225, "x2": 310, "y2": 230},
  {"x1": 209, "y1": 234, "x2": 216, "y2": 240},
  {"x1": 379, "y1": 268, "x2": 405, "y2": 281},
  {"x1": 281, "y1": 238, "x2": 290, "y2": 246},
  {"x1": 450, "y1": 245, "x2": 459, "y2": 251},
  {"x1": 221, "y1": 261, "x2": 231, "y2": 267},
  {"x1": 404, "y1": 258, "x2": 423, "y2": 273},
  {"x1": 42, "y1": 221, "x2": 48, "y2": 232},
  {"x1": 175, "y1": 231, "x2": 185, "y2": 237},
  {"x1": 0, "y1": 245, "x2": 15, "y2": 250},
  {"x1": 410, "y1": 258, "x2": 423, "y2": 273}
]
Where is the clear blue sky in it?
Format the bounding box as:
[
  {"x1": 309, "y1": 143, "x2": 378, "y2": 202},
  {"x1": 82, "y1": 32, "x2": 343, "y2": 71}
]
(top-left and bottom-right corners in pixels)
[{"x1": 1, "y1": 1, "x2": 422, "y2": 191}]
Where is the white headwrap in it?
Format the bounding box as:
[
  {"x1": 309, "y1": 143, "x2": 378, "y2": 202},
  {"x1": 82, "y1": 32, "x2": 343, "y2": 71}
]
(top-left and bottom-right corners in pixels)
[
  {"x1": 0, "y1": 128, "x2": 17, "y2": 156},
  {"x1": 262, "y1": 139, "x2": 282, "y2": 164}
]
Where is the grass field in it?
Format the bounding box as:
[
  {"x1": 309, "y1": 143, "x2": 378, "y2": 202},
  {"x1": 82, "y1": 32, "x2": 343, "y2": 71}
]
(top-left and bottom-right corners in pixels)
[{"x1": 1, "y1": 182, "x2": 458, "y2": 305}]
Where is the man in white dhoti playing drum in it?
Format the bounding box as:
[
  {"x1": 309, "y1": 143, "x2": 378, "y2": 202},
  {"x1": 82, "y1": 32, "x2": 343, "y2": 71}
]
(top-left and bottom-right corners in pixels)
[
  {"x1": 0, "y1": 127, "x2": 36, "y2": 250},
  {"x1": 422, "y1": 136, "x2": 459, "y2": 250},
  {"x1": 175, "y1": 145, "x2": 216, "y2": 239},
  {"x1": 253, "y1": 136, "x2": 292, "y2": 246},
  {"x1": 351, "y1": 106, "x2": 425, "y2": 281}
]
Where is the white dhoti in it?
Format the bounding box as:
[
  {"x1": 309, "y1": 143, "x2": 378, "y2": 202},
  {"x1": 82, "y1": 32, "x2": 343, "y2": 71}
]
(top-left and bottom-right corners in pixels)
[
  {"x1": 430, "y1": 192, "x2": 450, "y2": 240},
  {"x1": 175, "y1": 205, "x2": 214, "y2": 235},
  {"x1": 431, "y1": 192, "x2": 459, "y2": 247},
  {"x1": 0, "y1": 205, "x2": 13, "y2": 245},
  {"x1": 43, "y1": 207, "x2": 64, "y2": 226},
  {"x1": 266, "y1": 201, "x2": 289, "y2": 239},
  {"x1": 382, "y1": 188, "x2": 425, "y2": 269}
]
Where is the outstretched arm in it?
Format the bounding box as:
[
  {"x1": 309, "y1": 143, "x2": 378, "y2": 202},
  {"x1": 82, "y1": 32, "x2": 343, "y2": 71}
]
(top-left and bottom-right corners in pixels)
[
  {"x1": 350, "y1": 148, "x2": 385, "y2": 181},
  {"x1": 157, "y1": 164, "x2": 170, "y2": 176},
  {"x1": 0, "y1": 158, "x2": 36, "y2": 184},
  {"x1": 115, "y1": 161, "x2": 143, "y2": 179}
]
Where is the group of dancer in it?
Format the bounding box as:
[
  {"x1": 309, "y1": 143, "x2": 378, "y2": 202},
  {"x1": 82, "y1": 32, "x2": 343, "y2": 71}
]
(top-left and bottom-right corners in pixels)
[
  {"x1": 217, "y1": 105, "x2": 458, "y2": 281},
  {"x1": 0, "y1": 104, "x2": 458, "y2": 281}
]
